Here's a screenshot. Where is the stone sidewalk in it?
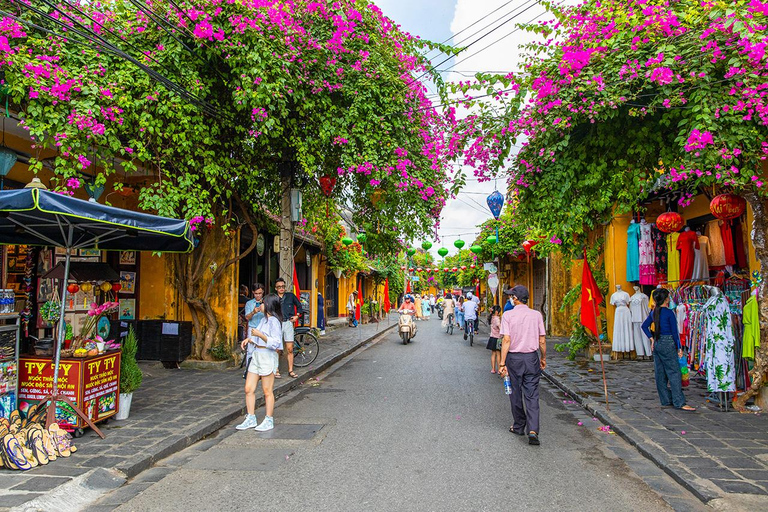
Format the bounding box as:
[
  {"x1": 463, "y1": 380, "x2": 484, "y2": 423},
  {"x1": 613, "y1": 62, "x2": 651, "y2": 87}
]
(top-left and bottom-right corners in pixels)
[
  {"x1": 544, "y1": 338, "x2": 768, "y2": 506},
  {"x1": 0, "y1": 320, "x2": 395, "y2": 511}
]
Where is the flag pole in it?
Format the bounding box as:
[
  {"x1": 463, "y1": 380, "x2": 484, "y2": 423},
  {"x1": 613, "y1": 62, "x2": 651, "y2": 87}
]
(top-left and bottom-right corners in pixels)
[{"x1": 592, "y1": 290, "x2": 610, "y2": 411}]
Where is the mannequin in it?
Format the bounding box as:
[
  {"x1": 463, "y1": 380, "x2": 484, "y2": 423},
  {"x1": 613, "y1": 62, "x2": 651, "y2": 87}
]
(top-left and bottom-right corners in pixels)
[
  {"x1": 610, "y1": 284, "x2": 634, "y2": 358},
  {"x1": 627, "y1": 220, "x2": 640, "y2": 282},
  {"x1": 676, "y1": 226, "x2": 699, "y2": 281},
  {"x1": 629, "y1": 286, "x2": 651, "y2": 357},
  {"x1": 692, "y1": 229, "x2": 710, "y2": 280},
  {"x1": 638, "y1": 219, "x2": 656, "y2": 285}
]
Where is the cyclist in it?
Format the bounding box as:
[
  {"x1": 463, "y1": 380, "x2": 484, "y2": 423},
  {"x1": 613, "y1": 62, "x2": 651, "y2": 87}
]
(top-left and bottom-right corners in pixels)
[
  {"x1": 463, "y1": 296, "x2": 478, "y2": 341},
  {"x1": 441, "y1": 293, "x2": 455, "y2": 330}
]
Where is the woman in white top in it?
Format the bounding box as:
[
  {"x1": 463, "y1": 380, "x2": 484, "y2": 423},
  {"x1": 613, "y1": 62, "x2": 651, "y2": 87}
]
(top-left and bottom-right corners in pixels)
[{"x1": 236, "y1": 293, "x2": 284, "y2": 432}]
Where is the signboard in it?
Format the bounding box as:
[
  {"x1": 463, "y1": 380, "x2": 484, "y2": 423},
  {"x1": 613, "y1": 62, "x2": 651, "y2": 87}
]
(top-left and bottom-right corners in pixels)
[
  {"x1": 299, "y1": 290, "x2": 311, "y2": 326},
  {"x1": 18, "y1": 353, "x2": 120, "y2": 427}
]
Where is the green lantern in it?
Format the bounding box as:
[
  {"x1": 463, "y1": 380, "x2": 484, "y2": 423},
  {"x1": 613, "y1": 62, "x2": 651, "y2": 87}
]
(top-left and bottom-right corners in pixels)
[
  {"x1": 421, "y1": 241, "x2": 433, "y2": 250},
  {"x1": 470, "y1": 245, "x2": 482, "y2": 254},
  {"x1": 406, "y1": 247, "x2": 416, "y2": 257},
  {"x1": 342, "y1": 237, "x2": 354, "y2": 246},
  {"x1": 454, "y1": 239, "x2": 465, "y2": 249},
  {"x1": 437, "y1": 247, "x2": 449, "y2": 258},
  {"x1": 486, "y1": 235, "x2": 497, "y2": 245},
  {"x1": 357, "y1": 232, "x2": 367, "y2": 244}
]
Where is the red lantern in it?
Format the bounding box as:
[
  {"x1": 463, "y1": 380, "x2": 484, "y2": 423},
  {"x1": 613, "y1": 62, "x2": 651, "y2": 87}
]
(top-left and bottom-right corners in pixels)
[
  {"x1": 408, "y1": 268, "x2": 414, "y2": 273},
  {"x1": 710, "y1": 193, "x2": 746, "y2": 220},
  {"x1": 443, "y1": 268, "x2": 449, "y2": 273},
  {"x1": 470, "y1": 264, "x2": 476, "y2": 269},
  {"x1": 319, "y1": 175, "x2": 337, "y2": 197},
  {"x1": 417, "y1": 267, "x2": 423, "y2": 273},
  {"x1": 522, "y1": 240, "x2": 540, "y2": 255},
  {"x1": 516, "y1": 253, "x2": 527, "y2": 261},
  {"x1": 452, "y1": 267, "x2": 458, "y2": 272},
  {"x1": 401, "y1": 266, "x2": 406, "y2": 271},
  {"x1": 655, "y1": 212, "x2": 685, "y2": 233},
  {"x1": 461, "y1": 265, "x2": 467, "y2": 270},
  {"x1": 67, "y1": 284, "x2": 79, "y2": 294},
  {"x1": 112, "y1": 283, "x2": 122, "y2": 292}
]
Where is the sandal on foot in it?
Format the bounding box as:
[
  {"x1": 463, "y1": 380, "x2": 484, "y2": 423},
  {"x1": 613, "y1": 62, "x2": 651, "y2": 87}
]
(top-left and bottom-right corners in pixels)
[
  {"x1": 288, "y1": 371, "x2": 298, "y2": 378},
  {"x1": 678, "y1": 405, "x2": 696, "y2": 412},
  {"x1": 274, "y1": 372, "x2": 282, "y2": 379}
]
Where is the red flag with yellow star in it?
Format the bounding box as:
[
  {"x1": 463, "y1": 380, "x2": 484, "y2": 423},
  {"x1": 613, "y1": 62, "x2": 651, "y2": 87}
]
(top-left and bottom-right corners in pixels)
[{"x1": 580, "y1": 254, "x2": 604, "y2": 336}]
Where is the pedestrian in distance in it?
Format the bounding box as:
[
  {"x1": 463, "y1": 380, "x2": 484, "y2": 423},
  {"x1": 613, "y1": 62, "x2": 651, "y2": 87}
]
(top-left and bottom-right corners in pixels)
[
  {"x1": 347, "y1": 290, "x2": 358, "y2": 327},
  {"x1": 462, "y1": 295, "x2": 478, "y2": 340},
  {"x1": 237, "y1": 293, "x2": 284, "y2": 432},
  {"x1": 642, "y1": 288, "x2": 696, "y2": 411},
  {"x1": 456, "y1": 296, "x2": 465, "y2": 330},
  {"x1": 414, "y1": 294, "x2": 424, "y2": 321},
  {"x1": 422, "y1": 294, "x2": 431, "y2": 319},
  {"x1": 499, "y1": 285, "x2": 546, "y2": 446},
  {"x1": 275, "y1": 277, "x2": 303, "y2": 379},
  {"x1": 486, "y1": 305, "x2": 502, "y2": 373},
  {"x1": 429, "y1": 294, "x2": 436, "y2": 314}
]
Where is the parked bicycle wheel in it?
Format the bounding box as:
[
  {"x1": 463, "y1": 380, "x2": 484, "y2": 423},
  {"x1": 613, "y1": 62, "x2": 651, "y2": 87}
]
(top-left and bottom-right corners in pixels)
[{"x1": 293, "y1": 332, "x2": 319, "y2": 367}]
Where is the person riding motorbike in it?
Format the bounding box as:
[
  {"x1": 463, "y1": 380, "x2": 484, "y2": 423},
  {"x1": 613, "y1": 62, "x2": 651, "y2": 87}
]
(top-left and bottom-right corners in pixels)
[{"x1": 398, "y1": 295, "x2": 418, "y2": 339}]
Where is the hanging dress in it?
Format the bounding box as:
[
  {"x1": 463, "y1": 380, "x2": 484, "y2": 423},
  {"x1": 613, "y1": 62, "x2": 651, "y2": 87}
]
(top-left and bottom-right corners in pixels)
[
  {"x1": 733, "y1": 220, "x2": 748, "y2": 269},
  {"x1": 610, "y1": 290, "x2": 634, "y2": 353},
  {"x1": 720, "y1": 221, "x2": 736, "y2": 266},
  {"x1": 667, "y1": 232, "x2": 680, "y2": 283},
  {"x1": 629, "y1": 290, "x2": 651, "y2": 356},
  {"x1": 638, "y1": 223, "x2": 656, "y2": 285},
  {"x1": 706, "y1": 220, "x2": 726, "y2": 267},
  {"x1": 691, "y1": 235, "x2": 710, "y2": 280},
  {"x1": 651, "y1": 224, "x2": 668, "y2": 282},
  {"x1": 676, "y1": 230, "x2": 699, "y2": 281},
  {"x1": 703, "y1": 293, "x2": 736, "y2": 392},
  {"x1": 626, "y1": 222, "x2": 640, "y2": 282},
  {"x1": 742, "y1": 294, "x2": 760, "y2": 359}
]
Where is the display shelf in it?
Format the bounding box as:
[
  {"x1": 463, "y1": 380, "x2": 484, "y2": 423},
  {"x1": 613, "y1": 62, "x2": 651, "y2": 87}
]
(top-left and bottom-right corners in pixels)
[{"x1": 0, "y1": 314, "x2": 20, "y2": 419}]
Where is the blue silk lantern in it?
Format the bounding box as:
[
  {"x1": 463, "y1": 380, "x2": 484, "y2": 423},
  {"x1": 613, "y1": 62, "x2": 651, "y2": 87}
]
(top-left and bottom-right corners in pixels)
[{"x1": 486, "y1": 190, "x2": 504, "y2": 220}]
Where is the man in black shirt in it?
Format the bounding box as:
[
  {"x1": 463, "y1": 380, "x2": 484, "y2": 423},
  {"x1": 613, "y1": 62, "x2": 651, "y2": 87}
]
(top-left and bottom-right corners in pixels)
[{"x1": 275, "y1": 277, "x2": 302, "y2": 379}]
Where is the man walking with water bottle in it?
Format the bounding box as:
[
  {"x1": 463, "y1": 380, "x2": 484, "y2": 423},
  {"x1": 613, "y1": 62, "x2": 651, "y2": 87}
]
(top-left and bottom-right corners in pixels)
[{"x1": 499, "y1": 285, "x2": 547, "y2": 446}]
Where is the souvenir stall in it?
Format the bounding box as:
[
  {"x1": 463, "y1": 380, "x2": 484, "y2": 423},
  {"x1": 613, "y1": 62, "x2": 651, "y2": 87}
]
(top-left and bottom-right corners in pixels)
[
  {"x1": 615, "y1": 191, "x2": 759, "y2": 408},
  {"x1": 0, "y1": 188, "x2": 193, "y2": 443}
]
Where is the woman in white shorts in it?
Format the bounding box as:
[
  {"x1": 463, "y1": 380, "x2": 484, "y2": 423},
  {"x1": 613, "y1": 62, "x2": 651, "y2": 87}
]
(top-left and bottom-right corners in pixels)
[{"x1": 235, "y1": 293, "x2": 284, "y2": 432}]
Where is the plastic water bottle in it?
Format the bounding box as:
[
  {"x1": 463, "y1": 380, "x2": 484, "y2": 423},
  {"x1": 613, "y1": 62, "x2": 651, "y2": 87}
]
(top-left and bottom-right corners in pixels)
[{"x1": 503, "y1": 375, "x2": 512, "y2": 395}]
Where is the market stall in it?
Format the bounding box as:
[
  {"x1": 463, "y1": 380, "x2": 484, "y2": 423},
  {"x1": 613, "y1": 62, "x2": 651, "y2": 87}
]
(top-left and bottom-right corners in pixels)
[{"x1": 0, "y1": 188, "x2": 194, "y2": 438}]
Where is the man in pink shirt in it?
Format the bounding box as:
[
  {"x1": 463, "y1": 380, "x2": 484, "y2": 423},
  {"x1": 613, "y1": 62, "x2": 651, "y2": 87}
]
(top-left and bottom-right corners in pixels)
[{"x1": 499, "y1": 285, "x2": 546, "y2": 446}]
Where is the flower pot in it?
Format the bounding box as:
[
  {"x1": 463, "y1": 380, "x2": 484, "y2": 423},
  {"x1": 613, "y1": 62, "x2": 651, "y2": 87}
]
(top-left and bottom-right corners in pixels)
[{"x1": 115, "y1": 392, "x2": 133, "y2": 420}]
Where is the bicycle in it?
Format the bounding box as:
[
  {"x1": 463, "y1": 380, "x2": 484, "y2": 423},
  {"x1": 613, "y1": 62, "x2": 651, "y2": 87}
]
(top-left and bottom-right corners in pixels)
[
  {"x1": 292, "y1": 327, "x2": 319, "y2": 367},
  {"x1": 464, "y1": 318, "x2": 475, "y2": 346},
  {"x1": 445, "y1": 313, "x2": 454, "y2": 335}
]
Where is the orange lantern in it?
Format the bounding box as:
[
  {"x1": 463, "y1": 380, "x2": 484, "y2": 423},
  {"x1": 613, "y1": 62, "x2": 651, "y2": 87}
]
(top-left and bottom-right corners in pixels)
[
  {"x1": 656, "y1": 212, "x2": 685, "y2": 233},
  {"x1": 710, "y1": 193, "x2": 746, "y2": 220}
]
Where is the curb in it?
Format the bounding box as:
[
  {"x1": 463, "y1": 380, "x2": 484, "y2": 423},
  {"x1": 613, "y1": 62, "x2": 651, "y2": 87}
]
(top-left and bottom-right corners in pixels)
[
  {"x1": 542, "y1": 369, "x2": 723, "y2": 505},
  {"x1": 114, "y1": 324, "x2": 396, "y2": 479}
]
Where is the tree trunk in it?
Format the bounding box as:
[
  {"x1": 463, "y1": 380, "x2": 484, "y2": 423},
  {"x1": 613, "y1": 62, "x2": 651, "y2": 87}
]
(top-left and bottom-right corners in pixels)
[
  {"x1": 733, "y1": 191, "x2": 768, "y2": 412},
  {"x1": 278, "y1": 162, "x2": 295, "y2": 284}
]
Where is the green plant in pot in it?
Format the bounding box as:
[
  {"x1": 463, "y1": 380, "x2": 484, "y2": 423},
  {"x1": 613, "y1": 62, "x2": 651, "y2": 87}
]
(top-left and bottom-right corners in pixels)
[{"x1": 116, "y1": 326, "x2": 142, "y2": 420}]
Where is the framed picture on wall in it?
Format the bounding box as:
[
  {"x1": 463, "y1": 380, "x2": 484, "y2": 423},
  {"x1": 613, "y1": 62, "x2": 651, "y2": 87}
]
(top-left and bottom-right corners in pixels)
[
  {"x1": 79, "y1": 249, "x2": 100, "y2": 258},
  {"x1": 120, "y1": 251, "x2": 136, "y2": 266},
  {"x1": 120, "y1": 271, "x2": 136, "y2": 294},
  {"x1": 119, "y1": 299, "x2": 135, "y2": 320}
]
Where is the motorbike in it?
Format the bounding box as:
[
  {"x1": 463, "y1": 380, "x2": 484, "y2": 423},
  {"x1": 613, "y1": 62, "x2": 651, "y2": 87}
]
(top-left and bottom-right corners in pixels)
[
  {"x1": 436, "y1": 302, "x2": 444, "y2": 320},
  {"x1": 398, "y1": 312, "x2": 417, "y2": 344}
]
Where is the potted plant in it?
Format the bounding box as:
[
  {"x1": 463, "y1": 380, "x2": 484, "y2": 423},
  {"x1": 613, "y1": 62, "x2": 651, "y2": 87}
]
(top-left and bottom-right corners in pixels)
[{"x1": 116, "y1": 326, "x2": 142, "y2": 420}]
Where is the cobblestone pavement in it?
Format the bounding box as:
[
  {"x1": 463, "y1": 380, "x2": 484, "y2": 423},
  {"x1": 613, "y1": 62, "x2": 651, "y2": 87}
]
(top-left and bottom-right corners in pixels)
[
  {"x1": 0, "y1": 320, "x2": 394, "y2": 511},
  {"x1": 544, "y1": 337, "x2": 768, "y2": 507}
]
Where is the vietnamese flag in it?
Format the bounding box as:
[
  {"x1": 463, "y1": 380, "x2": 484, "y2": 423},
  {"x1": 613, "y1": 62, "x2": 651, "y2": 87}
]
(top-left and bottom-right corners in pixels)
[
  {"x1": 292, "y1": 262, "x2": 302, "y2": 326},
  {"x1": 405, "y1": 279, "x2": 411, "y2": 294},
  {"x1": 383, "y1": 278, "x2": 391, "y2": 313},
  {"x1": 580, "y1": 254, "x2": 604, "y2": 336}
]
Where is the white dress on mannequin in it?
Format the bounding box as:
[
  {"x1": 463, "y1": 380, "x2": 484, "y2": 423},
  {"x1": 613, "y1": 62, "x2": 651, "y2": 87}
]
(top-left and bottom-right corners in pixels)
[
  {"x1": 610, "y1": 288, "x2": 634, "y2": 353},
  {"x1": 629, "y1": 288, "x2": 651, "y2": 356},
  {"x1": 692, "y1": 234, "x2": 710, "y2": 280}
]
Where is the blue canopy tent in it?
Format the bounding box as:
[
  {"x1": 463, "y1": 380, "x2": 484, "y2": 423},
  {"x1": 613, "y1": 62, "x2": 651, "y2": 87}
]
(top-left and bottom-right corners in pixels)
[{"x1": 0, "y1": 188, "x2": 194, "y2": 437}]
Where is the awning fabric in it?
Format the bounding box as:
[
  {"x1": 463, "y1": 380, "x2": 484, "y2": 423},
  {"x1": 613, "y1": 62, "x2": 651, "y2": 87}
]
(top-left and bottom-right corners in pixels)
[{"x1": 0, "y1": 188, "x2": 194, "y2": 252}]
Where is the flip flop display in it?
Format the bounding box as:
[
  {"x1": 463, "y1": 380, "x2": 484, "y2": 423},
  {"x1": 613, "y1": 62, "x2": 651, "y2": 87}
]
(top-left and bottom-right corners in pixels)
[{"x1": 0, "y1": 406, "x2": 78, "y2": 470}]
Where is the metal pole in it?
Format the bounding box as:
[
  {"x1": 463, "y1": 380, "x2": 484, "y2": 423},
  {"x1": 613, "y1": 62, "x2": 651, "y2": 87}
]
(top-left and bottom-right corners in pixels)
[
  {"x1": 51, "y1": 240, "x2": 72, "y2": 397},
  {"x1": 593, "y1": 297, "x2": 610, "y2": 411}
]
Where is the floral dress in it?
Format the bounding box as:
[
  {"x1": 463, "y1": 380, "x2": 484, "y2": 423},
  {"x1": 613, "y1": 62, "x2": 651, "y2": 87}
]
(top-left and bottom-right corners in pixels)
[
  {"x1": 651, "y1": 224, "x2": 667, "y2": 281},
  {"x1": 703, "y1": 293, "x2": 735, "y2": 392}
]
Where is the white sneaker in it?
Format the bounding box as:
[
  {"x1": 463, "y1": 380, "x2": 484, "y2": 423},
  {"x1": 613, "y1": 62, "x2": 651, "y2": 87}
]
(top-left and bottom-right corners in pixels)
[
  {"x1": 235, "y1": 414, "x2": 258, "y2": 430},
  {"x1": 254, "y1": 416, "x2": 274, "y2": 432}
]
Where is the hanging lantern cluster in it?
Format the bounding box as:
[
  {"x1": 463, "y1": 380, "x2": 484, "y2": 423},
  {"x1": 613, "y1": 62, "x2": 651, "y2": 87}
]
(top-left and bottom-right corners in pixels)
[
  {"x1": 656, "y1": 212, "x2": 685, "y2": 233},
  {"x1": 710, "y1": 193, "x2": 746, "y2": 220}
]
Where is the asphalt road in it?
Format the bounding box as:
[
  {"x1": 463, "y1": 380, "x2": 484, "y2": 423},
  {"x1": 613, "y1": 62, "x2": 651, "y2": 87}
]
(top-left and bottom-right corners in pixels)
[{"x1": 98, "y1": 318, "x2": 696, "y2": 512}]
